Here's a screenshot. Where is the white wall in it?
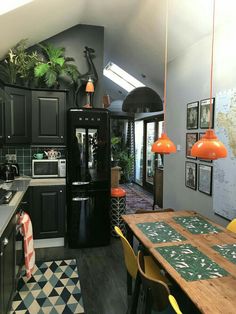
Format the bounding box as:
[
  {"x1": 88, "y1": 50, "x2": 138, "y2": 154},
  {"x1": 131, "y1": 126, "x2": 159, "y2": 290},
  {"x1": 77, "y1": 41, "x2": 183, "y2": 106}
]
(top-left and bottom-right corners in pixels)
[{"x1": 164, "y1": 20, "x2": 236, "y2": 227}]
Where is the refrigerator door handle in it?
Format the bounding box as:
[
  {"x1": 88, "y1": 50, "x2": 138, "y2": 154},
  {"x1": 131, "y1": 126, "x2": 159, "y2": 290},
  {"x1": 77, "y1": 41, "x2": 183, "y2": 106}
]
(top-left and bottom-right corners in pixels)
[
  {"x1": 72, "y1": 197, "x2": 89, "y2": 202},
  {"x1": 72, "y1": 181, "x2": 90, "y2": 186}
]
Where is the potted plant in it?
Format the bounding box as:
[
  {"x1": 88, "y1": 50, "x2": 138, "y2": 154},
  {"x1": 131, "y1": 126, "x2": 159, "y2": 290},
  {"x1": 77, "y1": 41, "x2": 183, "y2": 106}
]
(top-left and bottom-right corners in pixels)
[
  {"x1": 34, "y1": 43, "x2": 80, "y2": 88},
  {"x1": 0, "y1": 39, "x2": 40, "y2": 86},
  {"x1": 117, "y1": 150, "x2": 134, "y2": 183}
]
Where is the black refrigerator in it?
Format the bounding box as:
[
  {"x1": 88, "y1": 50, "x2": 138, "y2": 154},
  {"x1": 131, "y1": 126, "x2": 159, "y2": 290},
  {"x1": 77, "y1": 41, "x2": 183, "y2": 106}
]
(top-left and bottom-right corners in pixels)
[{"x1": 67, "y1": 108, "x2": 111, "y2": 248}]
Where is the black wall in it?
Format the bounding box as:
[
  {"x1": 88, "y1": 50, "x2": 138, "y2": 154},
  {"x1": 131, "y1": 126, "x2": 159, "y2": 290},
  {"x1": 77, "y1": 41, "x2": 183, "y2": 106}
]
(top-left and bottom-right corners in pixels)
[{"x1": 36, "y1": 24, "x2": 104, "y2": 108}]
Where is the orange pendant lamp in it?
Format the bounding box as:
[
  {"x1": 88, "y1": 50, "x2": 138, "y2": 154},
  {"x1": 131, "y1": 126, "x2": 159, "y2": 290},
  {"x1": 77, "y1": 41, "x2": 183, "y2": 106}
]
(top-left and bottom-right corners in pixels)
[
  {"x1": 151, "y1": 0, "x2": 176, "y2": 154},
  {"x1": 191, "y1": 0, "x2": 227, "y2": 160}
]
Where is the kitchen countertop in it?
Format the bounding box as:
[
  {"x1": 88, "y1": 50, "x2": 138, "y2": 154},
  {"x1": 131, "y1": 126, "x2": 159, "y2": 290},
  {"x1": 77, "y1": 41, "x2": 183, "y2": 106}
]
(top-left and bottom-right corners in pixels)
[{"x1": 0, "y1": 177, "x2": 66, "y2": 237}]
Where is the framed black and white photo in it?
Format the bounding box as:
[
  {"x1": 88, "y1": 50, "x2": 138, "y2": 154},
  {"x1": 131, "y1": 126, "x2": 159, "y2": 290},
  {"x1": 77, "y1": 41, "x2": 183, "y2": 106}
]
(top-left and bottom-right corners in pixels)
[
  {"x1": 199, "y1": 133, "x2": 213, "y2": 163},
  {"x1": 187, "y1": 101, "x2": 199, "y2": 129},
  {"x1": 198, "y1": 164, "x2": 213, "y2": 195},
  {"x1": 185, "y1": 161, "x2": 197, "y2": 190},
  {"x1": 200, "y1": 98, "x2": 215, "y2": 129},
  {"x1": 186, "y1": 133, "x2": 198, "y2": 159}
]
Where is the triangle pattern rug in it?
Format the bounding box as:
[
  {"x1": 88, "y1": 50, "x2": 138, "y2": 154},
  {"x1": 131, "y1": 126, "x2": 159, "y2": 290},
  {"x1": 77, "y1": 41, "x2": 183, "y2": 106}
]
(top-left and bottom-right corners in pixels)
[{"x1": 10, "y1": 259, "x2": 84, "y2": 314}]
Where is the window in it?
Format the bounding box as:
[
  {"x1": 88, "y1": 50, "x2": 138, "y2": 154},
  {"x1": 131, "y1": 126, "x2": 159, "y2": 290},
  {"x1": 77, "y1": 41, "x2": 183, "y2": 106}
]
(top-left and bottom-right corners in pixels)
[{"x1": 103, "y1": 62, "x2": 145, "y2": 92}]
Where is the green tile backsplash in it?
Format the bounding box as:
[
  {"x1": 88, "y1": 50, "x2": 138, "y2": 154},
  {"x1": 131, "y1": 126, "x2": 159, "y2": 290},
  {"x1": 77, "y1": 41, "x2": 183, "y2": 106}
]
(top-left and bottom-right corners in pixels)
[{"x1": 0, "y1": 146, "x2": 66, "y2": 176}]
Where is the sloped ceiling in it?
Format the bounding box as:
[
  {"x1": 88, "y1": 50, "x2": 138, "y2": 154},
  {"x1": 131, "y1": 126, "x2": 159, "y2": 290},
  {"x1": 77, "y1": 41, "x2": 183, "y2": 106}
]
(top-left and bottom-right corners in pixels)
[{"x1": 0, "y1": 0, "x2": 235, "y2": 101}]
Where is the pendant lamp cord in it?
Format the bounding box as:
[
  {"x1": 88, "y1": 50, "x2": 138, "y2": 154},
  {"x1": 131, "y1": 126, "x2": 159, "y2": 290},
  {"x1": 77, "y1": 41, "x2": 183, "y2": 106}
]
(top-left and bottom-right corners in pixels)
[
  {"x1": 209, "y1": 0, "x2": 215, "y2": 129},
  {"x1": 163, "y1": 0, "x2": 169, "y2": 133}
]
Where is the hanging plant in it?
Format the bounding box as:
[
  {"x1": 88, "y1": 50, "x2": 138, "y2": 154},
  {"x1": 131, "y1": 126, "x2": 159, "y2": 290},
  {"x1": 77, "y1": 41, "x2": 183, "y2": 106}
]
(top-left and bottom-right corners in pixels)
[{"x1": 34, "y1": 43, "x2": 80, "y2": 88}]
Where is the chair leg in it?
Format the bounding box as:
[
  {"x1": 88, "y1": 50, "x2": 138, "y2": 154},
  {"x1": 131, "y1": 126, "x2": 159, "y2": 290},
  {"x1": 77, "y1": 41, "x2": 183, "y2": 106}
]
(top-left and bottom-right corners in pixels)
[
  {"x1": 130, "y1": 272, "x2": 141, "y2": 314},
  {"x1": 127, "y1": 271, "x2": 132, "y2": 295}
]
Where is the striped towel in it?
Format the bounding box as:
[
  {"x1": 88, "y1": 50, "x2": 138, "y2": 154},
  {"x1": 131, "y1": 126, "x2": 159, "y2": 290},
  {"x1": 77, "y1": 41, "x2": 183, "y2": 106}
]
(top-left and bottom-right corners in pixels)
[{"x1": 18, "y1": 212, "x2": 35, "y2": 278}]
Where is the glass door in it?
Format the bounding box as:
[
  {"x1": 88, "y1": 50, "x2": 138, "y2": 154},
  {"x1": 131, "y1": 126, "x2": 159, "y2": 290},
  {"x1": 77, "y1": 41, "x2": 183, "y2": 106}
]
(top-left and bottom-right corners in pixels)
[
  {"x1": 144, "y1": 121, "x2": 156, "y2": 190},
  {"x1": 134, "y1": 121, "x2": 144, "y2": 185}
]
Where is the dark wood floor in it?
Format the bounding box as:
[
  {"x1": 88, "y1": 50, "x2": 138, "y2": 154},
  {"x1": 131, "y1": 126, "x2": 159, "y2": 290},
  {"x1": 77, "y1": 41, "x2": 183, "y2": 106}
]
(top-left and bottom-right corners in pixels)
[{"x1": 35, "y1": 238, "x2": 128, "y2": 314}]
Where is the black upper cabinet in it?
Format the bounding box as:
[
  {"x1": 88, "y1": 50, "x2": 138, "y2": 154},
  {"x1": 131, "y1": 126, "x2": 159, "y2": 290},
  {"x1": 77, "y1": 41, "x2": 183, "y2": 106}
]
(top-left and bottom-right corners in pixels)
[
  {"x1": 5, "y1": 86, "x2": 31, "y2": 144},
  {"x1": 32, "y1": 91, "x2": 66, "y2": 144}
]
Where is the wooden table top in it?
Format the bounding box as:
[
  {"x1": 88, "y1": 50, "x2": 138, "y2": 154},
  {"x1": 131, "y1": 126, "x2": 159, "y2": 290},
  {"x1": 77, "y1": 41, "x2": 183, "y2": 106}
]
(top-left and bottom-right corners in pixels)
[{"x1": 122, "y1": 210, "x2": 236, "y2": 314}]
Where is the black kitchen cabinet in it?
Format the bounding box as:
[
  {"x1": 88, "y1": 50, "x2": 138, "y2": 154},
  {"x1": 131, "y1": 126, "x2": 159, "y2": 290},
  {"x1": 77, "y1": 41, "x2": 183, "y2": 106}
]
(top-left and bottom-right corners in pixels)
[
  {"x1": 0, "y1": 95, "x2": 4, "y2": 145},
  {"x1": 31, "y1": 185, "x2": 65, "y2": 239},
  {"x1": 5, "y1": 86, "x2": 31, "y2": 144},
  {"x1": 32, "y1": 90, "x2": 66, "y2": 144},
  {"x1": 0, "y1": 214, "x2": 16, "y2": 314}
]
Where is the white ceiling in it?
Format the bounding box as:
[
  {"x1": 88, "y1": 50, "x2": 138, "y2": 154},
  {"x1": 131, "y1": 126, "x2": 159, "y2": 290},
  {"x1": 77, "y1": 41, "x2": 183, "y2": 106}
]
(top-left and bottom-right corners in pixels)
[{"x1": 0, "y1": 0, "x2": 235, "y2": 100}]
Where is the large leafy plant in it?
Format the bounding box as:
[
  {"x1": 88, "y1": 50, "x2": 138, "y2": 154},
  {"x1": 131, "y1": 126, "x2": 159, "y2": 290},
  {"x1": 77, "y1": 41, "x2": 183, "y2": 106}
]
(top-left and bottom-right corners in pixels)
[{"x1": 34, "y1": 43, "x2": 79, "y2": 88}]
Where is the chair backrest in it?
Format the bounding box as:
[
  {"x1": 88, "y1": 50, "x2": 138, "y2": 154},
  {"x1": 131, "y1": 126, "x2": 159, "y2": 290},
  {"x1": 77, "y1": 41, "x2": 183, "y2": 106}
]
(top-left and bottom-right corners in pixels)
[
  {"x1": 114, "y1": 226, "x2": 138, "y2": 279},
  {"x1": 226, "y1": 219, "x2": 236, "y2": 233},
  {"x1": 137, "y1": 251, "x2": 182, "y2": 314}
]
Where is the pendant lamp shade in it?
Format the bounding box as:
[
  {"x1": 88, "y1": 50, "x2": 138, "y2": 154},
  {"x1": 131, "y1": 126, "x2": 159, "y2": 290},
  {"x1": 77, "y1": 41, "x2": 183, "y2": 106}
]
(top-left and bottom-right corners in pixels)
[
  {"x1": 122, "y1": 86, "x2": 163, "y2": 113},
  {"x1": 152, "y1": 133, "x2": 176, "y2": 154},
  {"x1": 85, "y1": 78, "x2": 94, "y2": 92},
  {"x1": 191, "y1": 129, "x2": 227, "y2": 160}
]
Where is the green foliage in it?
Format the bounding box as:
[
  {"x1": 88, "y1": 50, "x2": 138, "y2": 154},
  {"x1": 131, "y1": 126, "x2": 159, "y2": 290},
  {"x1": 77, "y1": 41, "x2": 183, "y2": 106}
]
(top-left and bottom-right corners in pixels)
[
  {"x1": 111, "y1": 136, "x2": 133, "y2": 182},
  {"x1": 111, "y1": 136, "x2": 121, "y2": 161},
  {"x1": 34, "y1": 43, "x2": 80, "y2": 88},
  {"x1": 117, "y1": 150, "x2": 134, "y2": 182},
  {"x1": 0, "y1": 39, "x2": 40, "y2": 85}
]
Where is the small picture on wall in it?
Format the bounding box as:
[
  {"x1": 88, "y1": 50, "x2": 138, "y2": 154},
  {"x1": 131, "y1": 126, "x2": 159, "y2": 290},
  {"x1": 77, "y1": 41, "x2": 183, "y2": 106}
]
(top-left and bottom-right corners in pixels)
[
  {"x1": 200, "y1": 98, "x2": 215, "y2": 129},
  {"x1": 198, "y1": 164, "x2": 213, "y2": 196},
  {"x1": 185, "y1": 161, "x2": 197, "y2": 190},
  {"x1": 199, "y1": 133, "x2": 213, "y2": 163},
  {"x1": 187, "y1": 101, "x2": 199, "y2": 129},
  {"x1": 186, "y1": 133, "x2": 198, "y2": 159}
]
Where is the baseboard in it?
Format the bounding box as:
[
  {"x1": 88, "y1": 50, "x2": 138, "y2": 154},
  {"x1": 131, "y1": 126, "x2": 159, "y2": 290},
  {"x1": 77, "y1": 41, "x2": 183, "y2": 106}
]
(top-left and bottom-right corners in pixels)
[{"x1": 16, "y1": 238, "x2": 64, "y2": 249}]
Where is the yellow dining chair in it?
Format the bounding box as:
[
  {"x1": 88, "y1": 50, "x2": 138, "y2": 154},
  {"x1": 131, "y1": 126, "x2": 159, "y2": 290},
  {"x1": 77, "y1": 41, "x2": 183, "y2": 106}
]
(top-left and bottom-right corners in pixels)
[
  {"x1": 114, "y1": 226, "x2": 170, "y2": 284},
  {"x1": 137, "y1": 250, "x2": 182, "y2": 314},
  {"x1": 226, "y1": 219, "x2": 236, "y2": 233}
]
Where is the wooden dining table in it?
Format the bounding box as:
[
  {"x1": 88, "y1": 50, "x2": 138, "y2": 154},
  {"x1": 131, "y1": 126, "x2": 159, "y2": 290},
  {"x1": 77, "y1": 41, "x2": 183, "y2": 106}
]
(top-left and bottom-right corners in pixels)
[{"x1": 122, "y1": 210, "x2": 236, "y2": 314}]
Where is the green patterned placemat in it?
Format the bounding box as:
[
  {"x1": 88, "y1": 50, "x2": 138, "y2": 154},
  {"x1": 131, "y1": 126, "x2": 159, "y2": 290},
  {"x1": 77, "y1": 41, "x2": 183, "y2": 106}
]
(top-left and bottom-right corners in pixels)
[
  {"x1": 174, "y1": 216, "x2": 222, "y2": 234},
  {"x1": 156, "y1": 244, "x2": 228, "y2": 281},
  {"x1": 212, "y1": 244, "x2": 236, "y2": 264},
  {"x1": 136, "y1": 221, "x2": 186, "y2": 243}
]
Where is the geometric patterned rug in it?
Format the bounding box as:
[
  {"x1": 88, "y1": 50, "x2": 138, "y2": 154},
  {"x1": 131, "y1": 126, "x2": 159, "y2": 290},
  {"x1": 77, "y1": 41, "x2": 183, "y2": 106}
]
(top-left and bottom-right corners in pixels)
[{"x1": 10, "y1": 259, "x2": 84, "y2": 314}]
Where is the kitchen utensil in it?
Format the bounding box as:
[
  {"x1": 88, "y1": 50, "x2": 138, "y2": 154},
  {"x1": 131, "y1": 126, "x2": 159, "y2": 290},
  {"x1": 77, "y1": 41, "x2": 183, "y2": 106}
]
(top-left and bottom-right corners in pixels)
[
  {"x1": 33, "y1": 153, "x2": 44, "y2": 159},
  {"x1": 0, "y1": 162, "x2": 16, "y2": 182},
  {"x1": 44, "y1": 150, "x2": 61, "y2": 159}
]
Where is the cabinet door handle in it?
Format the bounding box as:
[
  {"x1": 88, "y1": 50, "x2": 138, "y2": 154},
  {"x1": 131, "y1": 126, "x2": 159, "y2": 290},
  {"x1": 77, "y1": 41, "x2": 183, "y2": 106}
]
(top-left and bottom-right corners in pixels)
[
  {"x1": 21, "y1": 201, "x2": 28, "y2": 205},
  {"x1": 2, "y1": 238, "x2": 8, "y2": 246},
  {"x1": 7, "y1": 135, "x2": 11, "y2": 139},
  {"x1": 72, "y1": 197, "x2": 89, "y2": 202},
  {"x1": 60, "y1": 135, "x2": 64, "y2": 139},
  {"x1": 72, "y1": 181, "x2": 90, "y2": 186}
]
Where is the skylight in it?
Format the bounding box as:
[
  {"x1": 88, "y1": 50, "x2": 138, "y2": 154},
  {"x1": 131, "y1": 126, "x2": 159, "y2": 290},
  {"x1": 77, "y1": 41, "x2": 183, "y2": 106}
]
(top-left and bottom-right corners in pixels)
[
  {"x1": 103, "y1": 62, "x2": 145, "y2": 92},
  {"x1": 0, "y1": 0, "x2": 33, "y2": 16}
]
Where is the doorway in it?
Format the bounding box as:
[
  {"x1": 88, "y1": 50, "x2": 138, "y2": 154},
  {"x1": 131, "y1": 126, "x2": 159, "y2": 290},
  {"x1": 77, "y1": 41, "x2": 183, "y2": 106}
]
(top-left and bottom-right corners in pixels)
[{"x1": 134, "y1": 115, "x2": 164, "y2": 193}]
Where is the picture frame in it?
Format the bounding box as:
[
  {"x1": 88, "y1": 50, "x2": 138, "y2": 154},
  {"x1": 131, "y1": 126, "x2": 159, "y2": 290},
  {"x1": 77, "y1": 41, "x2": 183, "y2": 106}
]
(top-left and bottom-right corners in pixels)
[
  {"x1": 187, "y1": 101, "x2": 199, "y2": 129},
  {"x1": 200, "y1": 98, "x2": 215, "y2": 129},
  {"x1": 199, "y1": 133, "x2": 213, "y2": 163},
  {"x1": 186, "y1": 133, "x2": 198, "y2": 159},
  {"x1": 185, "y1": 161, "x2": 197, "y2": 190},
  {"x1": 198, "y1": 164, "x2": 213, "y2": 196}
]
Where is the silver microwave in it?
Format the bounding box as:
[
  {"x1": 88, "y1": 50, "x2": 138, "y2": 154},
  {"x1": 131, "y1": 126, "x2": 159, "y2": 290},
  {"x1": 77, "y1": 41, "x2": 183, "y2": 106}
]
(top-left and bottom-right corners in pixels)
[{"x1": 32, "y1": 159, "x2": 66, "y2": 178}]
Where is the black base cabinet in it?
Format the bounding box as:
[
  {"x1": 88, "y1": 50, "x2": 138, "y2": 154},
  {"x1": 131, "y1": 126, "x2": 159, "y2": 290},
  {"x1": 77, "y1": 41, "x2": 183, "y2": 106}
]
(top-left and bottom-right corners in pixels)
[
  {"x1": 0, "y1": 215, "x2": 16, "y2": 314},
  {"x1": 29, "y1": 186, "x2": 66, "y2": 239}
]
